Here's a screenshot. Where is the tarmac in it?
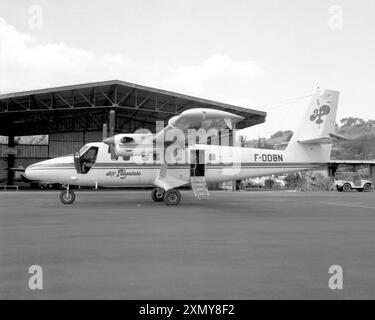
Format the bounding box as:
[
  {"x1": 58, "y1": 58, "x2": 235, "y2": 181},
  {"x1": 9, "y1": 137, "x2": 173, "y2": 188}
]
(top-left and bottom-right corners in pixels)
[{"x1": 0, "y1": 190, "x2": 374, "y2": 299}]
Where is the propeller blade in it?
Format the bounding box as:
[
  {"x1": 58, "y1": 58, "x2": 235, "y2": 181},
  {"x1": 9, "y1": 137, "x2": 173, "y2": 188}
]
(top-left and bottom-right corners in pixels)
[
  {"x1": 103, "y1": 135, "x2": 118, "y2": 160},
  {"x1": 109, "y1": 144, "x2": 118, "y2": 160}
]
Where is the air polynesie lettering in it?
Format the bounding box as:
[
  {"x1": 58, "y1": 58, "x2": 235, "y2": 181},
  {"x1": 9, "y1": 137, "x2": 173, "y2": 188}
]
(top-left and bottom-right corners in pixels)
[
  {"x1": 254, "y1": 154, "x2": 283, "y2": 162},
  {"x1": 106, "y1": 169, "x2": 141, "y2": 179}
]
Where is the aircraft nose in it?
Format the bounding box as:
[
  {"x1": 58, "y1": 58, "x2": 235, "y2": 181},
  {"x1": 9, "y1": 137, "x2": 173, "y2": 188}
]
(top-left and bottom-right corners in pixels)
[
  {"x1": 25, "y1": 166, "x2": 37, "y2": 180},
  {"x1": 103, "y1": 136, "x2": 115, "y2": 145}
]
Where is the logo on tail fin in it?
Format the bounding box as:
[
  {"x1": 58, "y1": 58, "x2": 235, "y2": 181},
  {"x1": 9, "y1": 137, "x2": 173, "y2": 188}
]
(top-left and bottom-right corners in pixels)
[{"x1": 310, "y1": 98, "x2": 331, "y2": 124}]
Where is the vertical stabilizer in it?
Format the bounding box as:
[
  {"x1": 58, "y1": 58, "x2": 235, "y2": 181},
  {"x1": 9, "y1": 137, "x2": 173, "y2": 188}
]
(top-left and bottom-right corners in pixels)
[{"x1": 285, "y1": 88, "x2": 340, "y2": 162}]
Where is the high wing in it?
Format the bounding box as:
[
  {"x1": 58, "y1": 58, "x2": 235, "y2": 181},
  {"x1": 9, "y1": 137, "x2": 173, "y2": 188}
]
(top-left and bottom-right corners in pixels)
[
  {"x1": 105, "y1": 108, "x2": 244, "y2": 157},
  {"x1": 154, "y1": 108, "x2": 244, "y2": 141},
  {"x1": 103, "y1": 108, "x2": 244, "y2": 191}
]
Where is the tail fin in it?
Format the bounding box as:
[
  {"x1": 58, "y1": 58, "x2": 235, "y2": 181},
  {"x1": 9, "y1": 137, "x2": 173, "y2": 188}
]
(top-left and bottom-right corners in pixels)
[{"x1": 286, "y1": 88, "x2": 341, "y2": 162}]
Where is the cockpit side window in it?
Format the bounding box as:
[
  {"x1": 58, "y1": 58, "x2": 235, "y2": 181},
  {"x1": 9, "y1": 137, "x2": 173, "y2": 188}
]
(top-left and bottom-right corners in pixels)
[{"x1": 80, "y1": 146, "x2": 99, "y2": 173}]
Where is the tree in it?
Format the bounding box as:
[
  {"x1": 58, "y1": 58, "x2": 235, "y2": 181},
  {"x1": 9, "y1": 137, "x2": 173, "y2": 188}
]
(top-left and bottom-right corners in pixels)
[
  {"x1": 284, "y1": 173, "x2": 303, "y2": 188},
  {"x1": 340, "y1": 117, "x2": 365, "y2": 127}
]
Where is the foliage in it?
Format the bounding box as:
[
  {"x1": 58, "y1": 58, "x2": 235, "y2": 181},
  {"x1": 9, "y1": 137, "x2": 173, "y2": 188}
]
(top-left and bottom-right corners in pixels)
[
  {"x1": 298, "y1": 172, "x2": 336, "y2": 192},
  {"x1": 284, "y1": 172, "x2": 335, "y2": 191},
  {"x1": 264, "y1": 178, "x2": 275, "y2": 189},
  {"x1": 340, "y1": 117, "x2": 365, "y2": 127},
  {"x1": 332, "y1": 134, "x2": 375, "y2": 159},
  {"x1": 284, "y1": 173, "x2": 304, "y2": 189}
]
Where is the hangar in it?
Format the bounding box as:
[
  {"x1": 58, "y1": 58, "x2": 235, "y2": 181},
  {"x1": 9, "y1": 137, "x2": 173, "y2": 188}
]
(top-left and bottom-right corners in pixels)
[{"x1": 0, "y1": 80, "x2": 267, "y2": 186}]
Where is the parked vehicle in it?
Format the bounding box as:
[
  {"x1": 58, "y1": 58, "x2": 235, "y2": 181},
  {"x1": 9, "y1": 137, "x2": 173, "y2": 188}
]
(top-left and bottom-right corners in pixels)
[{"x1": 334, "y1": 172, "x2": 372, "y2": 192}]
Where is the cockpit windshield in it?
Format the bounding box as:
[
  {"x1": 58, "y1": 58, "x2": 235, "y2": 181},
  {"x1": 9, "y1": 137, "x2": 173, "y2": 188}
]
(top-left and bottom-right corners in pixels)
[{"x1": 79, "y1": 145, "x2": 90, "y2": 156}]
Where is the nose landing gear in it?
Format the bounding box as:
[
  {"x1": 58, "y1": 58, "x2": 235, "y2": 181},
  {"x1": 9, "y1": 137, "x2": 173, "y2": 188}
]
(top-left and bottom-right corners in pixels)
[
  {"x1": 60, "y1": 185, "x2": 76, "y2": 204},
  {"x1": 151, "y1": 187, "x2": 165, "y2": 202},
  {"x1": 150, "y1": 187, "x2": 181, "y2": 206}
]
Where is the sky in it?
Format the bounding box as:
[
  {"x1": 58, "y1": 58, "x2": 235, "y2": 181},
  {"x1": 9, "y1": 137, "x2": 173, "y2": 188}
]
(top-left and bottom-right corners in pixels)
[{"x1": 0, "y1": 0, "x2": 374, "y2": 139}]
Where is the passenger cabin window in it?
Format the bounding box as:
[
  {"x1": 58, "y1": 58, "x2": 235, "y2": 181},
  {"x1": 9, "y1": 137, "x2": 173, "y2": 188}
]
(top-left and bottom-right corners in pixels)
[
  {"x1": 121, "y1": 137, "x2": 134, "y2": 144},
  {"x1": 209, "y1": 153, "x2": 216, "y2": 161},
  {"x1": 80, "y1": 146, "x2": 98, "y2": 173}
]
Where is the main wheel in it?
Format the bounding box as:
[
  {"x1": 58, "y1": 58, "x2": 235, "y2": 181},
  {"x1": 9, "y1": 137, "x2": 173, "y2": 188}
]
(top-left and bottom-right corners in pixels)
[
  {"x1": 163, "y1": 189, "x2": 181, "y2": 206},
  {"x1": 363, "y1": 183, "x2": 372, "y2": 192},
  {"x1": 342, "y1": 183, "x2": 351, "y2": 192},
  {"x1": 151, "y1": 188, "x2": 164, "y2": 202},
  {"x1": 60, "y1": 190, "x2": 75, "y2": 204}
]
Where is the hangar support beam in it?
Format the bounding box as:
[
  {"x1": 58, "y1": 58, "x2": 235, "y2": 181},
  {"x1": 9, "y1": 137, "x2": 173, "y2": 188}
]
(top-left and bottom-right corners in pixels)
[
  {"x1": 369, "y1": 164, "x2": 374, "y2": 178},
  {"x1": 230, "y1": 124, "x2": 238, "y2": 191},
  {"x1": 6, "y1": 135, "x2": 15, "y2": 186}
]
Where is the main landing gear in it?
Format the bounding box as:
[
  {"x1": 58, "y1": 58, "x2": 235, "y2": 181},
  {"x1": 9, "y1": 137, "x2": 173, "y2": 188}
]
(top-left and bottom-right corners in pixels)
[
  {"x1": 59, "y1": 185, "x2": 181, "y2": 206},
  {"x1": 60, "y1": 185, "x2": 75, "y2": 204},
  {"x1": 151, "y1": 187, "x2": 181, "y2": 206}
]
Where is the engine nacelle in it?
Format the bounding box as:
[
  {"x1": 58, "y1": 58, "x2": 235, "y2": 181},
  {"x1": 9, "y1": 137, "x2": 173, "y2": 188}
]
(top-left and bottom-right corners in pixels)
[{"x1": 110, "y1": 133, "x2": 154, "y2": 157}]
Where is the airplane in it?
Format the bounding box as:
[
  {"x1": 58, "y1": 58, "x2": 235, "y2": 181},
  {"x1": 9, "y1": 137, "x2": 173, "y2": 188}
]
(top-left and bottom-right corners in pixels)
[{"x1": 25, "y1": 88, "x2": 348, "y2": 206}]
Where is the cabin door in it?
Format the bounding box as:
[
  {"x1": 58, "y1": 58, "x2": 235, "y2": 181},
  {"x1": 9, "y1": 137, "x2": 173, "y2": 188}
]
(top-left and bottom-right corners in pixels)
[{"x1": 190, "y1": 149, "x2": 206, "y2": 177}]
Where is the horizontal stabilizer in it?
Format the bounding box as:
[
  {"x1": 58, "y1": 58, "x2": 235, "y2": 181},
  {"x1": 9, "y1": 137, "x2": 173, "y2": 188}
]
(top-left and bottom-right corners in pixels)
[
  {"x1": 298, "y1": 132, "x2": 350, "y2": 144},
  {"x1": 328, "y1": 132, "x2": 351, "y2": 141}
]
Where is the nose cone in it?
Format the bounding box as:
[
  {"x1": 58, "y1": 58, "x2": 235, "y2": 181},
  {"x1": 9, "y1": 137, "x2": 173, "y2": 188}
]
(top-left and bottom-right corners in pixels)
[
  {"x1": 103, "y1": 136, "x2": 115, "y2": 145},
  {"x1": 25, "y1": 165, "x2": 39, "y2": 181}
]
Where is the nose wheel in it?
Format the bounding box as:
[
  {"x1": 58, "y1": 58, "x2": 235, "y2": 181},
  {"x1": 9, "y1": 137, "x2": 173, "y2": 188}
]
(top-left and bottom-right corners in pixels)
[
  {"x1": 60, "y1": 186, "x2": 75, "y2": 204},
  {"x1": 151, "y1": 188, "x2": 165, "y2": 202}
]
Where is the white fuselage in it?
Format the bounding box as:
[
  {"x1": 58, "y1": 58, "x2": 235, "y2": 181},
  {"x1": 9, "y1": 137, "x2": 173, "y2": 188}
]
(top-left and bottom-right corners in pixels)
[{"x1": 25, "y1": 142, "x2": 328, "y2": 187}]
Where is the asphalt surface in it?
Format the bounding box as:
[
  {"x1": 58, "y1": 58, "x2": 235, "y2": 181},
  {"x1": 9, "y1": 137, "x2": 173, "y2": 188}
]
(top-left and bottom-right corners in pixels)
[{"x1": 0, "y1": 190, "x2": 374, "y2": 299}]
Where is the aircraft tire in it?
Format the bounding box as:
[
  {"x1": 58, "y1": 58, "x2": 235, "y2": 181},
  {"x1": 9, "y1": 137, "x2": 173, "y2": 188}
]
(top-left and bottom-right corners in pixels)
[
  {"x1": 151, "y1": 188, "x2": 164, "y2": 202},
  {"x1": 342, "y1": 183, "x2": 351, "y2": 192},
  {"x1": 163, "y1": 189, "x2": 181, "y2": 206},
  {"x1": 60, "y1": 190, "x2": 75, "y2": 205}
]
